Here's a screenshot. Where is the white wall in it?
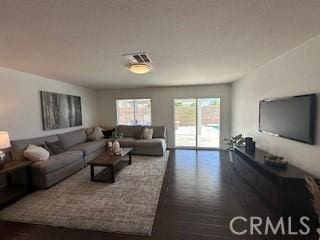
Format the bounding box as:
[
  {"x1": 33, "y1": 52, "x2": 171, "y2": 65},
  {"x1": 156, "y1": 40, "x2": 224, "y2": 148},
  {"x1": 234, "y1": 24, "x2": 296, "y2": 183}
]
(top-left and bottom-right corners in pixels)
[
  {"x1": 232, "y1": 35, "x2": 320, "y2": 177},
  {"x1": 0, "y1": 67, "x2": 99, "y2": 140},
  {"x1": 98, "y1": 84, "x2": 231, "y2": 148}
]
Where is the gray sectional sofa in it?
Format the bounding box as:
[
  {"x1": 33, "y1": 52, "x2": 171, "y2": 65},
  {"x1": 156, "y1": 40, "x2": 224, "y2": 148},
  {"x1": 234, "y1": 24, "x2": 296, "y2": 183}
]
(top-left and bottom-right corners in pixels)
[
  {"x1": 11, "y1": 125, "x2": 166, "y2": 189},
  {"x1": 104, "y1": 125, "x2": 167, "y2": 156},
  {"x1": 11, "y1": 129, "x2": 106, "y2": 189}
]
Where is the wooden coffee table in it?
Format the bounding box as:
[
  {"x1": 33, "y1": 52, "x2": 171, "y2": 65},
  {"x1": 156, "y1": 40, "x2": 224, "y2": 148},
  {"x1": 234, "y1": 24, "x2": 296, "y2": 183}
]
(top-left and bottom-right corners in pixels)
[{"x1": 87, "y1": 148, "x2": 132, "y2": 183}]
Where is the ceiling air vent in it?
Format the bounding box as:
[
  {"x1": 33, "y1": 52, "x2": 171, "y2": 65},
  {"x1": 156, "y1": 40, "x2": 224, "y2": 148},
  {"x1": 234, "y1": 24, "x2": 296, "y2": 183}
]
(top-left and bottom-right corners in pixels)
[{"x1": 122, "y1": 52, "x2": 152, "y2": 64}]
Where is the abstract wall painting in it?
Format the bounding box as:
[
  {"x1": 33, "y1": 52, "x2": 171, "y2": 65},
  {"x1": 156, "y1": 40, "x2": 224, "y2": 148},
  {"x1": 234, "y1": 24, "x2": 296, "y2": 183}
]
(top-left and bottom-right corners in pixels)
[{"x1": 40, "y1": 91, "x2": 82, "y2": 130}]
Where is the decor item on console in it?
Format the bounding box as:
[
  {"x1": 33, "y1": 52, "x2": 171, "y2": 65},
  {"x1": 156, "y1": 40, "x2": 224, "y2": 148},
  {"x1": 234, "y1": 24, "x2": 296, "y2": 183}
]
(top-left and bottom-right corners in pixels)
[
  {"x1": 40, "y1": 91, "x2": 82, "y2": 130},
  {"x1": 264, "y1": 154, "x2": 288, "y2": 168},
  {"x1": 224, "y1": 134, "x2": 245, "y2": 162},
  {"x1": 0, "y1": 131, "x2": 11, "y2": 168},
  {"x1": 245, "y1": 137, "x2": 256, "y2": 153}
]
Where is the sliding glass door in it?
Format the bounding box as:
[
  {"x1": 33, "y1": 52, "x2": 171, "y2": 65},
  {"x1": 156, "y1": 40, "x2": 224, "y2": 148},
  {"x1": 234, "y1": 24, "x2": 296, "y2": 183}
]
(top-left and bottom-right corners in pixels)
[
  {"x1": 174, "y1": 99, "x2": 197, "y2": 147},
  {"x1": 197, "y1": 98, "x2": 220, "y2": 148},
  {"x1": 174, "y1": 98, "x2": 220, "y2": 148}
]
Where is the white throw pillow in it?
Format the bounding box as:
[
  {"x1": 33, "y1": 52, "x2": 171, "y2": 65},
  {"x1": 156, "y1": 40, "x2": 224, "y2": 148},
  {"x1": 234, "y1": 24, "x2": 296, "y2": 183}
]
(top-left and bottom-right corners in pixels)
[
  {"x1": 143, "y1": 127, "x2": 154, "y2": 140},
  {"x1": 24, "y1": 144, "x2": 50, "y2": 161},
  {"x1": 88, "y1": 126, "x2": 104, "y2": 141}
]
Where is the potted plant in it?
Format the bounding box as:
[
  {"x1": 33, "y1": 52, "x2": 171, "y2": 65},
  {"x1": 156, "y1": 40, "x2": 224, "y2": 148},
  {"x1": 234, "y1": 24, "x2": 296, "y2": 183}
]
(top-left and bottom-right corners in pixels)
[{"x1": 224, "y1": 134, "x2": 245, "y2": 162}]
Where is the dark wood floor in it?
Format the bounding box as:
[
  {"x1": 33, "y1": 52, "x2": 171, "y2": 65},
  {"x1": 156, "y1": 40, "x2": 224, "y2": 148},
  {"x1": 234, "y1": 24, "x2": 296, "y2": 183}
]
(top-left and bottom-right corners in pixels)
[{"x1": 0, "y1": 150, "x2": 317, "y2": 239}]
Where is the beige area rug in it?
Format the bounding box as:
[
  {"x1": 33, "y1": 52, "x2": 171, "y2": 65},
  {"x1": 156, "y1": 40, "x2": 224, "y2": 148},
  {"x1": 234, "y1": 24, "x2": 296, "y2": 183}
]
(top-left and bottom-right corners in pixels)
[{"x1": 0, "y1": 151, "x2": 169, "y2": 236}]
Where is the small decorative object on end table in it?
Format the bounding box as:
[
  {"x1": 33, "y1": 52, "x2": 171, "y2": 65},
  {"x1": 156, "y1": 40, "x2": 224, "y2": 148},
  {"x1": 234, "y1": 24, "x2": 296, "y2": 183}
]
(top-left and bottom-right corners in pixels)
[
  {"x1": 224, "y1": 134, "x2": 245, "y2": 163},
  {"x1": 88, "y1": 147, "x2": 132, "y2": 183},
  {"x1": 0, "y1": 131, "x2": 11, "y2": 168},
  {"x1": 264, "y1": 154, "x2": 288, "y2": 168}
]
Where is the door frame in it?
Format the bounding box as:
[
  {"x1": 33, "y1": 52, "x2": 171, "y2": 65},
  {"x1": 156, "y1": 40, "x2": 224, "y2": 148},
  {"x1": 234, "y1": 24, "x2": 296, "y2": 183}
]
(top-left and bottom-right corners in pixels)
[{"x1": 173, "y1": 97, "x2": 222, "y2": 150}]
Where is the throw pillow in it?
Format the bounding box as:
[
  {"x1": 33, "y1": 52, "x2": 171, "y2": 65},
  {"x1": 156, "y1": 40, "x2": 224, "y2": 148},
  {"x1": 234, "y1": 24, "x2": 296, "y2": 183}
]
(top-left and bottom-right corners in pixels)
[
  {"x1": 85, "y1": 127, "x2": 94, "y2": 136},
  {"x1": 143, "y1": 127, "x2": 154, "y2": 140},
  {"x1": 24, "y1": 144, "x2": 50, "y2": 161},
  {"x1": 88, "y1": 126, "x2": 104, "y2": 141},
  {"x1": 36, "y1": 143, "x2": 50, "y2": 153},
  {"x1": 135, "y1": 126, "x2": 143, "y2": 139},
  {"x1": 102, "y1": 128, "x2": 115, "y2": 139},
  {"x1": 45, "y1": 141, "x2": 64, "y2": 155}
]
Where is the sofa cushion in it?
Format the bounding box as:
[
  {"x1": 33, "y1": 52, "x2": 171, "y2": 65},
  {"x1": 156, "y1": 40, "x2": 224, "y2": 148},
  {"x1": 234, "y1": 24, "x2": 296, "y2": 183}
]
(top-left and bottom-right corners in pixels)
[
  {"x1": 32, "y1": 150, "x2": 83, "y2": 175},
  {"x1": 117, "y1": 125, "x2": 139, "y2": 138},
  {"x1": 58, "y1": 129, "x2": 87, "y2": 149},
  {"x1": 70, "y1": 140, "x2": 106, "y2": 155},
  {"x1": 135, "y1": 138, "x2": 166, "y2": 149},
  {"x1": 11, "y1": 135, "x2": 59, "y2": 161},
  {"x1": 118, "y1": 137, "x2": 136, "y2": 147}
]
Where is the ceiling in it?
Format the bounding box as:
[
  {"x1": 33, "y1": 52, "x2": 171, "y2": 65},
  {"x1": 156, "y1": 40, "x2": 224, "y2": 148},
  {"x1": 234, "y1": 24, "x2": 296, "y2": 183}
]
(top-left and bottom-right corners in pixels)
[{"x1": 1, "y1": 0, "x2": 320, "y2": 89}]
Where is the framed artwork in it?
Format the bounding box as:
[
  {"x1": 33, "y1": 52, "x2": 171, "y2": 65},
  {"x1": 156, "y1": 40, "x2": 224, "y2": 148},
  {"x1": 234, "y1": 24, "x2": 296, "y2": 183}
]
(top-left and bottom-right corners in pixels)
[{"x1": 40, "y1": 91, "x2": 82, "y2": 130}]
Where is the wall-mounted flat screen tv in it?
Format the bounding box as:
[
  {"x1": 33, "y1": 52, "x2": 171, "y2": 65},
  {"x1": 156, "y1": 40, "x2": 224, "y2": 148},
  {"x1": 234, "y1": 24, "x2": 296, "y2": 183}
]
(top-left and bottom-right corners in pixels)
[{"x1": 259, "y1": 94, "x2": 316, "y2": 145}]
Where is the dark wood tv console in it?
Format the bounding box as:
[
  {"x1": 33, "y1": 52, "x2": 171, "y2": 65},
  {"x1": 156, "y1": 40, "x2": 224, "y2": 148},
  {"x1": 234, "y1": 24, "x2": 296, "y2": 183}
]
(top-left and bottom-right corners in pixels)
[{"x1": 233, "y1": 147, "x2": 317, "y2": 221}]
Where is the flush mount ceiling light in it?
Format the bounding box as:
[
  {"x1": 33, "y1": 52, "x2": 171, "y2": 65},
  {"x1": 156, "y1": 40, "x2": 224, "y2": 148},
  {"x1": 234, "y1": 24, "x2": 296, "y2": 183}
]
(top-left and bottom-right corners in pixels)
[
  {"x1": 123, "y1": 52, "x2": 153, "y2": 74},
  {"x1": 128, "y1": 63, "x2": 152, "y2": 74}
]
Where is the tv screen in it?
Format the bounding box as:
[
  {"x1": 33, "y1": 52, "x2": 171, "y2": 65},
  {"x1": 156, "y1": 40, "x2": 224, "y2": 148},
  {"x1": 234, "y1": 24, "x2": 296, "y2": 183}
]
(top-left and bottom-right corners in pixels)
[{"x1": 259, "y1": 94, "x2": 316, "y2": 145}]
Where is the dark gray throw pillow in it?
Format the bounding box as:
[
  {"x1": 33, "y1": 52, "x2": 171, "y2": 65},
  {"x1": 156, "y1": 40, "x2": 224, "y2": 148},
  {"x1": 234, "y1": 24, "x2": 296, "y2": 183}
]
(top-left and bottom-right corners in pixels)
[
  {"x1": 36, "y1": 144, "x2": 51, "y2": 153},
  {"x1": 136, "y1": 127, "x2": 145, "y2": 139},
  {"x1": 45, "y1": 141, "x2": 64, "y2": 155}
]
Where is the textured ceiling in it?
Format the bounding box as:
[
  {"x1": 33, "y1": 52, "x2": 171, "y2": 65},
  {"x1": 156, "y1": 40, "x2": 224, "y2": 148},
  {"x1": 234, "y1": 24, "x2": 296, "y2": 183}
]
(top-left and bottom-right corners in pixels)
[{"x1": 1, "y1": 0, "x2": 320, "y2": 89}]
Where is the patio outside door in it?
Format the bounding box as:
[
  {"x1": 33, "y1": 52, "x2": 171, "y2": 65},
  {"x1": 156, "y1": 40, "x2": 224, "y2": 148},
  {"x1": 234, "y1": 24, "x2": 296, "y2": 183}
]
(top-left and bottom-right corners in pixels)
[{"x1": 174, "y1": 98, "x2": 220, "y2": 149}]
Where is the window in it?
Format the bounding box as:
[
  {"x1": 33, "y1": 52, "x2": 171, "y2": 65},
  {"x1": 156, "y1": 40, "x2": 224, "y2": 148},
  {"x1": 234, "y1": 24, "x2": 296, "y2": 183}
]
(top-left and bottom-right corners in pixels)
[{"x1": 116, "y1": 99, "x2": 151, "y2": 125}]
